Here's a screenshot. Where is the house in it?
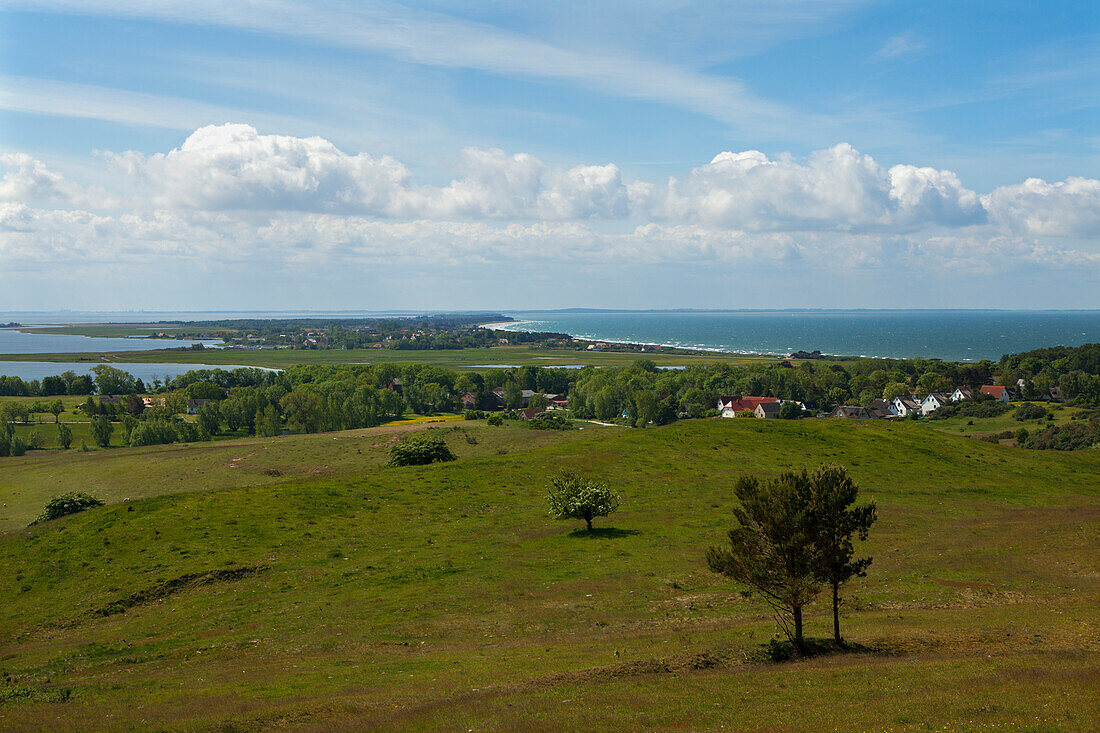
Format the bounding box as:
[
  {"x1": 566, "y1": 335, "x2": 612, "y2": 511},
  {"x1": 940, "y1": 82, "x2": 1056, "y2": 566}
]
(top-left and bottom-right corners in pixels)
[
  {"x1": 491, "y1": 387, "x2": 537, "y2": 408},
  {"x1": 829, "y1": 405, "x2": 869, "y2": 419},
  {"x1": 921, "y1": 392, "x2": 952, "y2": 416},
  {"x1": 717, "y1": 396, "x2": 778, "y2": 418},
  {"x1": 754, "y1": 402, "x2": 781, "y2": 419},
  {"x1": 186, "y1": 398, "x2": 211, "y2": 415},
  {"x1": 980, "y1": 385, "x2": 1011, "y2": 402},
  {"x1": 517, "y1": 407, "x2": 547, "y2": 421},
  {"x1": 1048, "y1": 386, "x2": 1064, "y2": 402},
  {"x1": 866, "y1": 399, "x2": 897, "y2": 419},
  {"x1": 142, "y1": 396, "x2": 166, "y2": 409},
  {"x1": 548, "y1": 398, "x2": 570, "y2": 410},
  {"x1": 950, "y1": 386, "x2": 974, "y2": 402},
  {"x1": 891, "y1": 395, "x2": 922, "y2": 417},
  {"x1": 460, "y1": 392, "x2": 479, "y2": 409}
]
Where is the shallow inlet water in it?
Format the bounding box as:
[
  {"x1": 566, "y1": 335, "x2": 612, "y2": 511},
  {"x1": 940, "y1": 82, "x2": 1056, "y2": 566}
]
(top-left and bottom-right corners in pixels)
[{"x1": 0, "y1": 362, "x2": 277, "y2": 382}]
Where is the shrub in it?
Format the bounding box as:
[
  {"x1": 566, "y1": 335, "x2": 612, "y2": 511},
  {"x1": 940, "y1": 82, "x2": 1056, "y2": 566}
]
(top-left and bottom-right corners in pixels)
[
  {"x1": 1014, "y1": 403, "x2": 1049, "y2": 421},
  {"x1": 34, "y1": 492, "x2": 105, "y2": 524},
  {"x1": 486, "y1": 413, "x2": 504, "y2": 426},
  {"x1": 464, "y1": 409, "x2": 487, "y2": 420},
  {"x1": 388, "y1": 432, "x2": 457, "y2": 466},
  {"x1": 9, "y1": 436, "x2": 26, "y2": 456},
  {"x1": 527, "y1": 412, "x2": 573, "y2": 430}
]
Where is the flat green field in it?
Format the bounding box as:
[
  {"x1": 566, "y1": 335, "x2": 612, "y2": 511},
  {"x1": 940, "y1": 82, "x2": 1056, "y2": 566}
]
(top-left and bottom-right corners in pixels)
[
  {"x1": 0, "y1": 419, "x2": 1097, "y2": 730},
  {"x1": 0, "y1": 344, "x2": 781, "y2": 370}
]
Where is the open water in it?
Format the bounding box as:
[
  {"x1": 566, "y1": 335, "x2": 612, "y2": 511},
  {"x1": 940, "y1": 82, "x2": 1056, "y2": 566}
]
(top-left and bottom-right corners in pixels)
[{"x1": 494, "y1": 310, "x2": 1100, "y2": 362}]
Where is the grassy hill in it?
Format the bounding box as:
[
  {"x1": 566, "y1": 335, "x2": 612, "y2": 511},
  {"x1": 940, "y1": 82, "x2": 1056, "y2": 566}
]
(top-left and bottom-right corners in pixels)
[
  {"x1": 0, "y1": 419, "x2": 1097, "y2": 731},
  {"x1": 0, "y1": 421, "x2": 611, "y2": 532}
]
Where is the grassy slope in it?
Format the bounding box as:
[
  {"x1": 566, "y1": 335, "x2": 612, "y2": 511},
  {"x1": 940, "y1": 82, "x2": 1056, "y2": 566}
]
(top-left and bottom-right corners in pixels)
[
  {"x1": 0, "y1": 344, "x2": 781, "y2": 369},
  {"x1": 923, "y1": 402, "x2": 1087, "y2": 438},
  {"x1": 0, "y1": 421, "x2": 607, "y2": 532},
  {"x1": 0, "y1": 419, "x2": 1096, "y2": 731}
]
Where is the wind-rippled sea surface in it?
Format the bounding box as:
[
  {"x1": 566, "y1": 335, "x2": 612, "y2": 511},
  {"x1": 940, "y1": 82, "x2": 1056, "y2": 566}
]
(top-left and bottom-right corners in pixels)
[{"x1": 495, "y1": 311, "x2": 1100, "y2": 362}]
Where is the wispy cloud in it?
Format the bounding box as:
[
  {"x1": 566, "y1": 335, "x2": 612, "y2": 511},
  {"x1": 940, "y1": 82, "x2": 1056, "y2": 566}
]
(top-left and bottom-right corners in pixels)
[
  {"x1": 0, "y1": 74, "x2": 312, "y2": 133},
  {"x1": 874, "y1": 32, "x2": 926, "y2": 59},
  {"x1": 10, "y1": 0, "x2": 806, "y2": 133}
]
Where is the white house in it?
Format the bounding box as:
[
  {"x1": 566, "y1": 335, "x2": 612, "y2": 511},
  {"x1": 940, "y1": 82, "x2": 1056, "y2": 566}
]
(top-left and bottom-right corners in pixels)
[
  {"x1": 920, "y1": 392, "x2": 952, "y2": 416},
  {"x1": 892, "y1": 395, "x2": 922, "y2": 417},
  {"x1": 980, "y1": 385, "x2": 1011, "y2": 402},
  {"x1": 950, "y1": 386, "x2": 973, "y2": 402}
]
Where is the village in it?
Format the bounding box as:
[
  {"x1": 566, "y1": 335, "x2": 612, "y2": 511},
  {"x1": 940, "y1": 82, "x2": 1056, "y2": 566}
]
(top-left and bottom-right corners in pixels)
[{"x1": 718, "y1": 384, "x2": 1019, "y2": 420}]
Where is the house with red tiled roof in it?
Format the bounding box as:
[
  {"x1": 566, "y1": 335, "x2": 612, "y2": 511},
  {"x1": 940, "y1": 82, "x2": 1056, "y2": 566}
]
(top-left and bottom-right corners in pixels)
[
  {"x1": 979, "y1": 385, "x2": 1011, "y2": 402},
  {"x1": 717, "y1": 396, "x2": 778, "y2": 418}
]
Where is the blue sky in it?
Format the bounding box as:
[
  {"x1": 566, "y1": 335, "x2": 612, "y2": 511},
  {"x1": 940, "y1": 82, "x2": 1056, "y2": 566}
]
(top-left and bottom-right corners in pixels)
[{"x1": 0, "y1": 1, "x2": 1097, "y2": 310}]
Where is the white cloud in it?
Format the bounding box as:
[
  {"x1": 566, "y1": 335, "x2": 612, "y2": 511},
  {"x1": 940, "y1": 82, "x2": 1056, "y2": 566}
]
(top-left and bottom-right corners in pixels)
[
  {"x1": 0, "y1": 153, "x2": 74, "y2": 203},
  {"x1": 3, "y1": 125, "x2": 1098, "y2": 287},
  {"x1": 12, "y1": 0, "x2": 796, "y2": 132},
  {"x1": 108, "y1": 124, "x2": 414, "y2": 215},
  {"x1": 983, "y1": 177, "x2": 1100, "y2": 238},
  {"x1": 662, "y1": 143, "x2": 984, "y2": 231},
  {"x1": 874, "y1": 32, "x2": 926, "y2": 60}
]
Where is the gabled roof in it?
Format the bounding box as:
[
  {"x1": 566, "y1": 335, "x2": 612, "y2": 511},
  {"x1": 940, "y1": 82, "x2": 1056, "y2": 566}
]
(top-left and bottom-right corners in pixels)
[
  {"x1": 755, "y1": 402, "x2": 781, "y2": 416},
  {"x1": 830, "y1": 405, "x2": 868, "y2": 419},
  {"x1": 719, "y1": 395, "x2": 778, "y2": 412},
  {"x1": 980, "y1": 385, "x2": 1008, "y2": 398}
]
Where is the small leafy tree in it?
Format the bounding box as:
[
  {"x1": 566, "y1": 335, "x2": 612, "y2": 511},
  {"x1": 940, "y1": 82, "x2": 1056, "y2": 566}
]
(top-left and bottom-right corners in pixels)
[
  {"x1": 90, "y1": 415, "x2": 113, "y2": 448},
  {"x1": 255, "y1": 405, "x2": 281, "y2": 437},
  {"x1": 547, "y1": 471, "x2": 621, "y2": 531},
  {"x1": 706, "y1": 473, "x2": 820, "y2": 654},
  {"x1": 388, "y1": 432, "x2": 457, "y2": 466},
  {"x1": 57, "y1": 422, "x2": 73, "y2": 449},
  {"x1": 778, "y1": 401, "x2": 803, "y2": 420},
  {"x1": 802, "y1": 465, "x2": 877, "y2": 646},
  {"x1": 34, "y1": 492, "x2": 105, "y2": 524},
  {"x1": 49, "y1": 399, "x2": 64, "y2": 424},
  {"x1": 197, "y1": 402, "x2": 222, "y2": 436}
]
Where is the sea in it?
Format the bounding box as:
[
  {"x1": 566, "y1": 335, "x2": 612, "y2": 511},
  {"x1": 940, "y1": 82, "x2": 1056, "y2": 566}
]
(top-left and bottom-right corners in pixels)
[{"x1": 494, "y1": 310, "x2": 1100, "y2": 362}]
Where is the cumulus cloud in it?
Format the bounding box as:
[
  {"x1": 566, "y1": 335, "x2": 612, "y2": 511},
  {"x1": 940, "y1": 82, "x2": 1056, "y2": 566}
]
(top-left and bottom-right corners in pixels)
[
  {"x1": 0, "y1": 153, "x2": 75, "y2": 203},
  {"x1": 106, "y1": 123, "x2": 413, "y2": 214},
  {"x1": 983, "y1": 177, "x2": 1100, "y2": 238},
  {"x1": 663, "y1": 143, "x2": 985, "y2": 231},
  {"x1": 3, "y1": 124, "x2": 1099, "y2": 286}
]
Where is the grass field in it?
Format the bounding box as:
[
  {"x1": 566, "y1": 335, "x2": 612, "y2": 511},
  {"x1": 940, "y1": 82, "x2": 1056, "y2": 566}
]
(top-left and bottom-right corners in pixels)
[
  {"x1": 0, "y1": 418, "x2": 1097, "y2": 730},
  {"x1": 0, "y1": 344, "x2": 785, "y2": 370},
  {"x1": 0, "y1": 421, "x2": 607, "y2": 532}
]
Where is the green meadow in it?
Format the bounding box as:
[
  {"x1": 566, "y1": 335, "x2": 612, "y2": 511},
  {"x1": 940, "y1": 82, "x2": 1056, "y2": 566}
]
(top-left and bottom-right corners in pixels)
[
  {"x1": 0, "y1": 418, "x2": 1097, "y2": 731},
  {"x1": 0, "y1": 344, "x2": 784, "y2": 370}
]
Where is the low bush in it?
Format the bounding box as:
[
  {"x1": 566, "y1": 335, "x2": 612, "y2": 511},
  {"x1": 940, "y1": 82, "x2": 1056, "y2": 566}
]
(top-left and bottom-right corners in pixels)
[
  {"x1": 34, "y1": 492, "x2": 105, "y2": 524},
  {"x1": 1014, "y1": 403, "x2": 1050, "y2": 421},
  {"x1": 527, "y1": 412, "x2": 573, "y2": 430},
  {"x1": 1018, "y1": 419, "x2": 1100, "y2": 450},
  {"x1": 388, "y1": 432, "x2": 457, "y2": 466}
]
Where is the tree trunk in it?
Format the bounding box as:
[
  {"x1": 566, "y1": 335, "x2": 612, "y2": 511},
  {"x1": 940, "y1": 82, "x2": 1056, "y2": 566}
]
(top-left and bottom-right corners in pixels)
[
  {"x1": 832, "y1": 581, "x2": 842, "y2": 646},
  {"x1": 585, "y1": 516, "x2": 593, "y2": 531},
  {"x1": 793, "y1": 605, "x2": 804, "y2": 654}
]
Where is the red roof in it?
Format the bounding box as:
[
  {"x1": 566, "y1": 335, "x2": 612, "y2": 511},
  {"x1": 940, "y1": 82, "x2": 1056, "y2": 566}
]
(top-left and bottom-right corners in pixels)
[
  {"x1": 721, "y1": 395, "x2": 778, "y2": 412},
  {"x1": 980, "y1": 385, "x2": 1007, "y2": 398}
]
